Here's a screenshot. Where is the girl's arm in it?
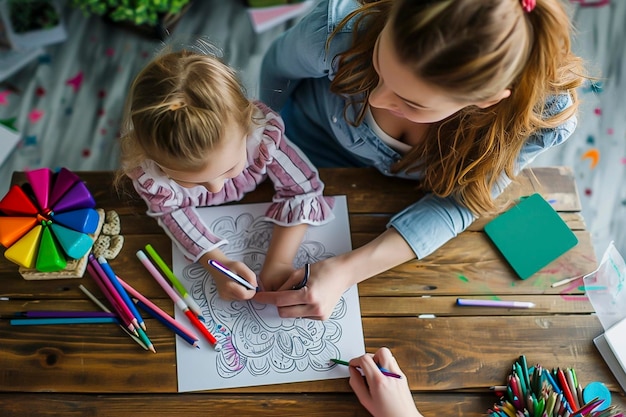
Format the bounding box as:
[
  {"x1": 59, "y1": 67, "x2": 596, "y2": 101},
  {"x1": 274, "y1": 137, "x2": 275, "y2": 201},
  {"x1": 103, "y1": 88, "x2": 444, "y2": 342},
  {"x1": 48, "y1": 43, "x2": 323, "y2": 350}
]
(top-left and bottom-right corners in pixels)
[{"x1": 259, "y1": 224, "x2": 309, "y2": 291}]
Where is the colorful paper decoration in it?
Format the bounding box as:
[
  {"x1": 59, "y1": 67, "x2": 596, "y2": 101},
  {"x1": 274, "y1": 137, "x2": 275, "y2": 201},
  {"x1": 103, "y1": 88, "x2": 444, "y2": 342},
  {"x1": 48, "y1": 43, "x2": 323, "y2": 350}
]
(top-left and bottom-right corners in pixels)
[{"x1": 0, "y1": 167, "x2": 98, "y2": 272}]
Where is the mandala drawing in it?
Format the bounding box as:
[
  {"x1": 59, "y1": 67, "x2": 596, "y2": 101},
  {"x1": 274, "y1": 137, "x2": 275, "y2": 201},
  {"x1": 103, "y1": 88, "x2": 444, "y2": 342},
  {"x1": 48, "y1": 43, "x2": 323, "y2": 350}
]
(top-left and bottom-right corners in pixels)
[{"x1": 180, "y1": 211, "x2": 347, "y2": 379}]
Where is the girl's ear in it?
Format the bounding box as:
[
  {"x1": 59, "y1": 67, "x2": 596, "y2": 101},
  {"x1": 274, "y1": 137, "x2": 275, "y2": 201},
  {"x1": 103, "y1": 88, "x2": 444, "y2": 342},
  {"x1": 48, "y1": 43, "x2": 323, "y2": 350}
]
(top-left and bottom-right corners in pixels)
[{"x1": 475, "y1": 89, "x2": 511, "y2": 109}]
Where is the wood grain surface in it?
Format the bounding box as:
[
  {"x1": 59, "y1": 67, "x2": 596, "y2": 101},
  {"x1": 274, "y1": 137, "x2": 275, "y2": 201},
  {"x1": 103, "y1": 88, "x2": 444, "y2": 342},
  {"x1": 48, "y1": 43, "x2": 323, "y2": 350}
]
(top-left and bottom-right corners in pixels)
[{"x1": 1, "y1": 167, "x2": 623, "y2": 416}]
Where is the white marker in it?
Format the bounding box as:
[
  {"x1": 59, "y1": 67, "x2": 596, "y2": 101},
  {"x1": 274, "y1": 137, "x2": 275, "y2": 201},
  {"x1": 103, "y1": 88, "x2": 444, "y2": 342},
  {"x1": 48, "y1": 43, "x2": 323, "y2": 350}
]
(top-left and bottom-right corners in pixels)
[
  {"x1": 456, "y1": 298, "x2": 535, "y2": 309},
  {"x1": 208, "y1": 260, "x2": 258, "y2": 291}
]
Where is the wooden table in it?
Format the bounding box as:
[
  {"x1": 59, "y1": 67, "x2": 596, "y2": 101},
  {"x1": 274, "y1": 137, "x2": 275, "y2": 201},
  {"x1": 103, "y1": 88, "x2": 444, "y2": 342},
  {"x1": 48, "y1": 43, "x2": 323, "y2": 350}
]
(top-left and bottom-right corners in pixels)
[{"x1": 1, "y1": 167, "x2": 624, "y2": 416}]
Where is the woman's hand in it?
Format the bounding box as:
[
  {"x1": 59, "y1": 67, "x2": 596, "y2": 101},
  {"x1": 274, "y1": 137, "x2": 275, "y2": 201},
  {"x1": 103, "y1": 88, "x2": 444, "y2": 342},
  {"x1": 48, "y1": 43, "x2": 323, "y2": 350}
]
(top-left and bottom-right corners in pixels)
[
  {"x1": 254, "y1": 229, "x2": 416, "y2": 320},
  {"x1": 349, "y1": 348, "x2": 423, "y2": 417},
  {"x1": 253, "y1": 256, "x2": 354, "y2": 320}
]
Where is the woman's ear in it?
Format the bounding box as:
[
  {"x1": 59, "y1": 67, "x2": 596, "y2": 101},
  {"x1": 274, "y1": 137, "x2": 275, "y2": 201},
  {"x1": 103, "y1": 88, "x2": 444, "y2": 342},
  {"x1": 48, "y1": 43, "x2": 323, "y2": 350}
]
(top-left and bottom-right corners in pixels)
[{"x1": 476, "y1": 89, "x2": 511, "y2": 109}]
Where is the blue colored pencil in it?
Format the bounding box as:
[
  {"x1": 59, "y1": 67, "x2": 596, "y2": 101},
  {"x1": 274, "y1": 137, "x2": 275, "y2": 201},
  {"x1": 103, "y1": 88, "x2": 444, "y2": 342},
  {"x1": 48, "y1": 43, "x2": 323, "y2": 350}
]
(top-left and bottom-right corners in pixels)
[
  {"x1": 97, "y1": 256, "x2": 146, "y2": 331},
  {"x1": 10, "y1": 317, "x2": 119, "y2": 326},
  {"x1": 87, "y1": 255, "x2": 137, "y2": 334},
  {"x1": 134, "y1": 299, "x2": 200, "y2": 348}
]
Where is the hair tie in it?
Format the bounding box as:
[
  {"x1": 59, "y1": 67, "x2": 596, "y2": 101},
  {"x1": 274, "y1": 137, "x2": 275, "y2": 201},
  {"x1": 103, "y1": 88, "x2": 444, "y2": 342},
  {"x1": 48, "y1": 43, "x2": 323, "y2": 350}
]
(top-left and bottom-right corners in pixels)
[
  {"x1": 521, "y1": 0, "x2": 536, "y2": 12},
  {"x1": 169, "y1": 102, "x2": 184, "y2": 111}
]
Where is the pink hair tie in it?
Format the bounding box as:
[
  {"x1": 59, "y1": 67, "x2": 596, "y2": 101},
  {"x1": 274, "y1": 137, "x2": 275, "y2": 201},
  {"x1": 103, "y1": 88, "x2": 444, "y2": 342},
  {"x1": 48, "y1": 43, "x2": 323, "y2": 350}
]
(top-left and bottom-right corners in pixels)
[{"x1": 521, "y1": 0, "x2": 536, "y2": 12}]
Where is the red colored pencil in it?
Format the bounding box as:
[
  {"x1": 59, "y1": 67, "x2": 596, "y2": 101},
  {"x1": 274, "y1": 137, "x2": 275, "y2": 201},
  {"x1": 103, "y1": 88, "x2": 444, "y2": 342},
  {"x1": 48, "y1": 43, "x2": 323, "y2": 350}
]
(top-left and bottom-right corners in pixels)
[
  {"x1": 136, "y1": 250, "x2": 220, "y2": 350},
  {"x1": 556, "y1": 368, "x2": 578, "y2": 412},
  {"x1": 184, "y1": 309, "x2": 219, "y2": 348}
]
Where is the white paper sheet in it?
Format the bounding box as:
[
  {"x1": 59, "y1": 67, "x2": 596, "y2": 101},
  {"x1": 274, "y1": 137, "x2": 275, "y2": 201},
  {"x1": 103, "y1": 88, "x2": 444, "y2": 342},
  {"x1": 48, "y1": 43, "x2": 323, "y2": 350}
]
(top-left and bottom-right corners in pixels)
[
  {"x1": 172, "y1": 196, "x2": 365, "y2": 392},
  {"x1": 604, "y1": 318, "x2": 626, "y2": 379}
]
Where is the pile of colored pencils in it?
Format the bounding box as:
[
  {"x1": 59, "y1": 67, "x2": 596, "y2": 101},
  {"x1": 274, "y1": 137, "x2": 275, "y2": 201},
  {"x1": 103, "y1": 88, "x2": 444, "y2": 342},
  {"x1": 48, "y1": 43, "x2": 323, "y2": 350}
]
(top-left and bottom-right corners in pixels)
[
  {"x1": 84, "y1": 252, "x2": 209, "y2": 352},
  {"x1": 85, "y1": 253, "x2": 157, "y2": 352},
  {"x1": 488, "y1": 356, "x2": 623, "y2": 417},
  {"x1": 9, "y1": 247, "x2": 218, "y2": 353}
]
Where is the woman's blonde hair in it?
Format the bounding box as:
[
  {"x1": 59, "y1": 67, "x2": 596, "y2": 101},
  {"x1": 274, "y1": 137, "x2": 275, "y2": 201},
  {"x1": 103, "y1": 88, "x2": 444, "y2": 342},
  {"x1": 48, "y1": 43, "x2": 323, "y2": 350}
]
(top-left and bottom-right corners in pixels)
[
  {"x1": 330, "y1": 0, "x2": 586, "y2": 215},
  {"x1": 116, "y1": 46, "x2": 254, "y2": 185}
]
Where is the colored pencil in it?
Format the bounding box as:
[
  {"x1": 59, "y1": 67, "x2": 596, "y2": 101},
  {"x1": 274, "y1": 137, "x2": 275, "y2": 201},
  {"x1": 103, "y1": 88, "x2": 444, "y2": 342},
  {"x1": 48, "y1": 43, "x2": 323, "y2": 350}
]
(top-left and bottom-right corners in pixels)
[
  {"x1": 572, "y1": 398, "x2": 604, "y2": 417},
  {"x1": 14, "y1": 310, "x2": 116, "y2": 318},
  {"x1": 543, "y1": 366, "x2": 562, "y2": 395},
  {"x1": 208, "y1": 259, "x2": 257, "y2": 291},
  {"x1": 556, "y1": 368, "x2": 578, "y2": 412},
  {"x1": 456, "y1": 298, "x2": 535, "y2": 308},
  {"x1": 566, "y1": 368, "x2": 580, "y2": 410},
  {"x1": 330, "y1": 358, "x2": 402, "y2": 379},
  {"x1": 135, "y1": 326, "x2": 156, "y2": 353},
  {"x1": 117, "y1": 276, "x2": 199, "y2": 343},
  {"x1": 551, "y1": 275, "x2": 582, "y2": 288},
  {"x1": 144, "y1": 243, "x2": 204, "y2": 318},
  {"x1": 97, "y1": 256, "x2": 146, "y2": 331},
  {"x1": 86, "y1": 258, "x2": 137, "y2": 334},
  {"x1": 136, "y1": 249, "x2": 220, "y2": 350},
  {"x1": 10, "y1": 317, "x2": 118, "y2": 325},
  {"x1": 78, "y1": 284, "x2": 148, "y2": 351},
  {"x1": 88, "y1": 254, "x2": 137, "y2": 329},
  {"x1": 518, "y1": 355, "x2": 530, "y2": 396},
  {"x1": 136, "y1": 250, "x2": 188, "y2": 312},
  {"x1": 134, "y1": 298, "x2": 199, "y2": 348}
]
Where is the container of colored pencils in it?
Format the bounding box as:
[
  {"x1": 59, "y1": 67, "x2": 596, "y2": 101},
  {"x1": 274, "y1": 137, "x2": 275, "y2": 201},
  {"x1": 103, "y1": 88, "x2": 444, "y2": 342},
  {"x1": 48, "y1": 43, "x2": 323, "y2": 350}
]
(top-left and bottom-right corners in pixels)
[{"x1": 487, "y1": 355, "x2": 622, "y2": 417}]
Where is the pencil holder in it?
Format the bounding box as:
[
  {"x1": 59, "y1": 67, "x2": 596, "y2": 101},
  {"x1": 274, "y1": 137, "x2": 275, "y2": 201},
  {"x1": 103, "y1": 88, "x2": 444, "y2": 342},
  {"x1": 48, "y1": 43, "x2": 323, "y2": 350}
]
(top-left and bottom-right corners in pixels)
[
  {"x1": 488, "y1": 355, "x2": 621, "y2": 417},
  {"x1": 0, "y1": 167, "x2": 104, "y2": 280}
]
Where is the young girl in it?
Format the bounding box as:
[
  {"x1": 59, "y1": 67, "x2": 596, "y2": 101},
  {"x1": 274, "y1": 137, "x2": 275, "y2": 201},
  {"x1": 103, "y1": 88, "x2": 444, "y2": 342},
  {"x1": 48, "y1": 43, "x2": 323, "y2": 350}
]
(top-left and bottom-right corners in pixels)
[
  {"x1": 117, "y1": 43, "x2": 335, "y2": 301},
  {"x1": 255, "y1": 0, "x2": 588, "y2": 319}
]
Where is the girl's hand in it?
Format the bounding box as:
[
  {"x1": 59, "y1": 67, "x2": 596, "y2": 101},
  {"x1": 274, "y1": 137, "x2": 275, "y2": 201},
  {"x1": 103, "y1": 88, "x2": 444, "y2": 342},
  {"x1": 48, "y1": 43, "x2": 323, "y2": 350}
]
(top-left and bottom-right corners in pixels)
[
  {"x1": 253, "y1": 256, "x2": 354, "y2": 320},
  {"x1": 205, "y1": 258, "x2": 258, "y2": 301},
  {"x1": 259, "y1": 260, "x2": 295, "y2": 291},
  {"x1": 349, "y1": 348, "x2": 423, "y2": 417},
  {"x1": 259, "y1": 223, "x2": 308, "y2": 291}
]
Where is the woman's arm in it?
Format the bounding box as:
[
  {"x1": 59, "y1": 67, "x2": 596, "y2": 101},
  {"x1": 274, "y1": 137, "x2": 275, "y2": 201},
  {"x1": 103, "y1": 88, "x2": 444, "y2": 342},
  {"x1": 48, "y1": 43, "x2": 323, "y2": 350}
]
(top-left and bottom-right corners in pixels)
[{"x1": 254, "y1": 227, "x2": 415, "y2": 320}]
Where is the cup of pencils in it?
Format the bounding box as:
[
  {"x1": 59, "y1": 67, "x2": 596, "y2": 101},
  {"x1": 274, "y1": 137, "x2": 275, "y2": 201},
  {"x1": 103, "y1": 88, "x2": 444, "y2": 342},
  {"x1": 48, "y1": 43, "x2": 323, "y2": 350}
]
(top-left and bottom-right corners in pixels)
[{"x1": 488, "y1": 355, "x2": 623, "y2": 417}]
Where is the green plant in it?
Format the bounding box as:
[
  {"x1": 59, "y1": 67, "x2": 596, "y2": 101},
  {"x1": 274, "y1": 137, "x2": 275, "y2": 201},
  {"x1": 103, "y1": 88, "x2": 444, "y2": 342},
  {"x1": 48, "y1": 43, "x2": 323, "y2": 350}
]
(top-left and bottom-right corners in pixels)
[
  {"x1": 9, "y1": 0, "x2": 60, "y2": 33},
  {"x1": 70, "y1": 0, "x2": 191, "y2": 27}
]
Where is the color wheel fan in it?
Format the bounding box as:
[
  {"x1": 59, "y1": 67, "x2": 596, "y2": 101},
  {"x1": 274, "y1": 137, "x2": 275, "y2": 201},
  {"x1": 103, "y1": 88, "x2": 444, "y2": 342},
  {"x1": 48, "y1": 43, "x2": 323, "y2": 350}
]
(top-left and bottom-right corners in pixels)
[{"x1": 0, "y1": 168, "x2": 99, "y2": 272}]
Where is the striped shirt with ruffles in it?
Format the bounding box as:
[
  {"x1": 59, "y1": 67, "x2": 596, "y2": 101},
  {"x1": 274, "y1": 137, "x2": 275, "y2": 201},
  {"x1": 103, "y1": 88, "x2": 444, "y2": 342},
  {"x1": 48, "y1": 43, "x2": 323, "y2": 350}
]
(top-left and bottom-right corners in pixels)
[{"x1": 128, "y1": 101, "x2": 335, "y2": 262}]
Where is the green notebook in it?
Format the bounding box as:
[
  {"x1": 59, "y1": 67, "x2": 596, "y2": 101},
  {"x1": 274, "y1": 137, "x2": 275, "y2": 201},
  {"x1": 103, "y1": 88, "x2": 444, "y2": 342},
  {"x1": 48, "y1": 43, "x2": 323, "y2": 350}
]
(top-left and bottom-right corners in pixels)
[{"x1": 484, "y1": 193, "x2": 578, "y2": 280}]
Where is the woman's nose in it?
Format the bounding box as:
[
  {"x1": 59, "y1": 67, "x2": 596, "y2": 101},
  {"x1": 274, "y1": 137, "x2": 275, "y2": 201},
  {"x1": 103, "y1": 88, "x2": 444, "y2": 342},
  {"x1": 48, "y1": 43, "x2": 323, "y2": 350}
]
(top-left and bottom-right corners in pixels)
[{"x1": 369, "y1": 80, "x2": 397, "y2": 109}]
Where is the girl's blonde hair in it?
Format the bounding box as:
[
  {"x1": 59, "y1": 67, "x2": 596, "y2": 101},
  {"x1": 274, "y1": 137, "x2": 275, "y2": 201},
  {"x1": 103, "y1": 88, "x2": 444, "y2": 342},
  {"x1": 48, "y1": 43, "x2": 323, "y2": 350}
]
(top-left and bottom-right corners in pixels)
[
  {"x1": 330, "y1": 0, "x2": 586, "y2": 215},
  {"x1": 117, "y1": 47, "x2": 254, "y2": 185}
]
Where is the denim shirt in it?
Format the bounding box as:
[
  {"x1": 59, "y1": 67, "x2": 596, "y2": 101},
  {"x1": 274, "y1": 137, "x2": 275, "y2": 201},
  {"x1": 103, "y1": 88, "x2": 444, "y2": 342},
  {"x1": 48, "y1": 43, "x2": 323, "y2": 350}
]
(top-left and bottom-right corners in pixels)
[{"x1": 260, "y1": 0, "x2": 577, "y2": 259}]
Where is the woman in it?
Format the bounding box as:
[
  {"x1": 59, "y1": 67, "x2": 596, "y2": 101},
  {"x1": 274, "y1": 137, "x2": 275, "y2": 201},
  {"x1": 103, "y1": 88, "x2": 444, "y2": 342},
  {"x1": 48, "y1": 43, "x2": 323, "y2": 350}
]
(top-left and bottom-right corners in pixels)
[{"x1": 254, "y1": 0, "x2": 587, "y2": 319}]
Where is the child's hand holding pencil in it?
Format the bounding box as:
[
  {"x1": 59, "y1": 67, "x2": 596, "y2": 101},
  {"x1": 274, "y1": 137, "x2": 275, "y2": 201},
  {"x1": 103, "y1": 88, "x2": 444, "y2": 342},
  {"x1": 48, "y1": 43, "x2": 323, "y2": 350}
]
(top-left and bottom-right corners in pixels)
[
  {"x1": 204, "y1": 254, "x2": 258, "y2": 301},
  {"x1": 346, "y1": 348, "x2": 423, "y2": 417}
]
